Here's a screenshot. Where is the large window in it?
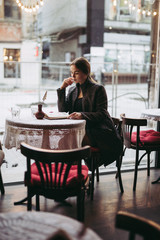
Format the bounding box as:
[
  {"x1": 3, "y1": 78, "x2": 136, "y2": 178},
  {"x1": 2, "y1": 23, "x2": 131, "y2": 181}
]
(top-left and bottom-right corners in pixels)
[
  {"x1": 3, "y1": 48, "x2": 21, "y2": 78},
  {"x1": 105, "y1": 0, "x2": 151, "y2": 23},
  {"x1": 104, "y1": 43, "x2": 150, "y2": 73},
  {"x1": 4, "y1": 0, "x2": 21, "y2": 20}
]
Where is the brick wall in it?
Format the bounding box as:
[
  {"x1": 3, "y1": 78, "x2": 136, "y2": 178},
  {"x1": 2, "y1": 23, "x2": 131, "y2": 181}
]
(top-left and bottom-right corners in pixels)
[{"x1": 0, "y1": 22, "x2": 22, "y2": 42}]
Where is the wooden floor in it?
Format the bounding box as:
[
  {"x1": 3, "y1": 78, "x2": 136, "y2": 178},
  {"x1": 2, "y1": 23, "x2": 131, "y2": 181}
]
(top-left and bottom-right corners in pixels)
[{"x1": 0, "y1": 168, "x2": 160, "y2": 240}]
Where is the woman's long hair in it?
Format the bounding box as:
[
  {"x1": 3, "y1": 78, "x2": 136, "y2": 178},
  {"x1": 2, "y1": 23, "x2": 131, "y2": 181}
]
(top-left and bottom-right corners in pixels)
[{"x1": 70, "y1": 57, "x2": 97, "y2": 83}]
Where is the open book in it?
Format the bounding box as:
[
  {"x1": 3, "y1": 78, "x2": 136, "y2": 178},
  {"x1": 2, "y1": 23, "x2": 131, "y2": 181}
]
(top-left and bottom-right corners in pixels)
[{"x1": 44, "y1": 112, "x2": 68, "y2": 120}]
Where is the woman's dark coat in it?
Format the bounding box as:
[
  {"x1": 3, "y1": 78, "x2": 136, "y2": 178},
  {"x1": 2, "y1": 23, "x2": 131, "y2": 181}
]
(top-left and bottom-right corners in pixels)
[{"x1": 57, "y1": 78, "x2": 123, "y2": 167}]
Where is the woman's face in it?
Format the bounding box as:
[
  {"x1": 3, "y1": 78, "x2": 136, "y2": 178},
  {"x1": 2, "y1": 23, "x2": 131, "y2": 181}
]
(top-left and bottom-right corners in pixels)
[{"x1": 70, "y1": 65, "x2": 87, "y2": 85}]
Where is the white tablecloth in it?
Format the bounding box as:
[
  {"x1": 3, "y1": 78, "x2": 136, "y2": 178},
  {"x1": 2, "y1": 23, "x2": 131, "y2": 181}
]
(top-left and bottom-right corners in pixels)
[
  {"x1": 3, "y1": 114, "x2": 86, "y2": 150},
  {"x1": 0, "y1": 211, "x2": 102, "y2": 240}
]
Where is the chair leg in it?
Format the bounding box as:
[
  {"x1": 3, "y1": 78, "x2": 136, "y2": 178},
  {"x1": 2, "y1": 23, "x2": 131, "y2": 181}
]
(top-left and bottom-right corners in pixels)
[
  {"x1": 90, "y1": 152, "x2": 99, "y2": 200},
  {"x1": 36, "y1": 194, "x2": 40, "y2": 211},
  {"x1": 0, "y1": 169, "x2": 5, "y2": 195},
  {"x1": 91, "y1": 167, "x2": 95, "y2": 201},
  {"x1": 133, "y1": 149, "x2": 139, "y2": 191},
  {"x1": 81, "y1": 190, "x2": 85, "y2": 222},
  {"x1": 27, "y1": 188, "x2": 32, "y2": 211},
  {"x1": 115, "y1": 148, "x2": 125, "y2": 179},
  {"x1": 77, "y1": 190, "x2": 85, "y2": 222},
  {"x1": 90, "y1": 154, "x2": 95, "y2": 201},
  {"x1": 0, "y1": 142, "x2": 5, "y2": 195},
  {"x1": 96, "y1": 166, "x2": 99, "y2": 182},
  {"x1": 147, "y1": 152, "x2": 150, "y2": 177},
  {"x1": 129, "y1": 232, "x2": 135, "y2": 240},
  {"x1": 77, "y1": 192, "x2": 81, "y2": 221},
  {"x1": 116, "y1": 158, "x2": 124, "y2": 193}
]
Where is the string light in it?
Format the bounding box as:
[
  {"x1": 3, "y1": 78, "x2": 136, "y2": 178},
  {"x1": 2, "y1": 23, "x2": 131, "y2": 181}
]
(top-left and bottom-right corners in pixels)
[
  {"x1": 112, "y1": 0, "x2": 159, "y2": 17},
  {"x1": 15, "y1": 0, "x2": 45, "y2": 13},
  {"x1": 132, "y1": 5, "x2": 136, "y2": 11},
  {"x1": 113, "y1": 0, "x2": 117, "y2": 7},
  {"x1": 137, "y1": 8, "x2": 141, "y2": 13},
  {"x1": 147, "y1": 10, "x2": 151, "y2": 16},
  {"x1": 153, "y1": 11, "x2": 157, "y2": 16},
  {"x1": 142, "y1": 9, "x2": 146, "y2": 15}
]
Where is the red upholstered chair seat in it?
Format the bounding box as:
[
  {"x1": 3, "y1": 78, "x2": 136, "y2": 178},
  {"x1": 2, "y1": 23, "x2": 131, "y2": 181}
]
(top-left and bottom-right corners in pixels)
[
  {"x1": 131, "y1": 130, "x2": 160, "y2": 146},
  {"x1": 27, "y1": 163, "x2": 89, "y2": 188}
]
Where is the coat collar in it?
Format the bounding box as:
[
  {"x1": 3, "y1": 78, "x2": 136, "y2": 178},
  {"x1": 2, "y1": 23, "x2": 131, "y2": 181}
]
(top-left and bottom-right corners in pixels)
[{"x1": 76, "y1": 77, "x2": 93, "y2": 95}]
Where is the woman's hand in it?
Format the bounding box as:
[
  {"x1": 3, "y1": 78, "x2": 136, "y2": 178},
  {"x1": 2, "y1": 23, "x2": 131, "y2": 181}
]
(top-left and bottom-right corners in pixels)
[
  {"x1": 60, "y1": 77, "x2": 74, "y2": 89},
  {"x1": 68, "y1": 112, "x2": 82, "y2": 119}
]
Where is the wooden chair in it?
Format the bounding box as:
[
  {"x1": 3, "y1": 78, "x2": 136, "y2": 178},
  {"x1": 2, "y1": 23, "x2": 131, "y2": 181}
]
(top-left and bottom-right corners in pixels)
[
  {"x1": 120, "y1": 113, "x2": 160, "y2": 191},
  {"x1": 115, "y1": 211, "x2": 160, "y2": 240},
  {"x1": 20, "y1": 142, "x2": 91, "y2": 222},
  {"x1": 0, "y1": 141, "x2": 5, "y2": 195},
  {"x1": 90, "y1": 117, "x2": 124, "y2": 200}
]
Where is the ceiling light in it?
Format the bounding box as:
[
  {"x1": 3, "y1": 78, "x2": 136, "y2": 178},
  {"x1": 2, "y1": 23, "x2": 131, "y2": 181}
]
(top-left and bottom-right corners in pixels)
[{"x1": 15, "y1": 0, "x2": 45, "y2": 13}]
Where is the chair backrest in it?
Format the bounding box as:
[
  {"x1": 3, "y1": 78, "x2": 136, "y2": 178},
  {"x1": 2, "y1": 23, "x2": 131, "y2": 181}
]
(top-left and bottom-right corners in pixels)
[
  {"x1": 21, "y1": 142, "x2": 91, "y2": 190},
  {"x1": 115, "y1": 211, "x2": 160, "y2": 240},
  {"x1": 120, "y1": 113, "x2": 147, "y2": 148}
]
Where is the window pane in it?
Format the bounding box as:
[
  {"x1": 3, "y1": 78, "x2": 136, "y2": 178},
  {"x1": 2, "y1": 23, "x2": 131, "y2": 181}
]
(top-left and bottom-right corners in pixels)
[
  {"x1": 3, "y1": 49, "x2": 21, "y2": 78},
  {"x1": 4, "y1": 0, "x2": 21, "y2": 20},
  {"x1": 4, "y1": 5, "x2": 11, "y2": 18}
]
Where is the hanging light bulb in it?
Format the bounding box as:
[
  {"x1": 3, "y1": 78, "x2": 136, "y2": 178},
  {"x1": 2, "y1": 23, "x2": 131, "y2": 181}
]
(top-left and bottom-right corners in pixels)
[
  {"x1": 33, "y1": 5, "x2": 36, "y2": 12},
  {"x1": 147, "y1": 10, "x2": 151, "y2": 16},
  {"x1": 36, "y1": 2, "x2": 40, "y2": 9},
  {"x1": 132, "y1": 5, "x2": 136, "y2": 10},
  {"x1": 29, "y1": 6, "x2": 32, "y2": 13},
  {"x1": 153, "y1": 11, "x2": 157, "y2": 16},
  {"x1": 15, "y1": 0, "x2": 45, "y2": 13},
  {"x1": 113, "y1": 0, "x2": 117, "y2": 7},
  {"x1": 137, "y1": 8, "x2": 141, "y2": 13},
  {"x1": 40, "y1": 0, "x2": 44, "y2": 6},
  {"x1": 142, "y1": 9, "x2": 146, "y2": 15}
]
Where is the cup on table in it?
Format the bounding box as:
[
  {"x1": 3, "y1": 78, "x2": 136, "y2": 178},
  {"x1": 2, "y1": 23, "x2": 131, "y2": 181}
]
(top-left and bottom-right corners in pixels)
[
  {"x1": 11, "y1": 106, "x2": 21, "y2": 119},
  {"x1": 31, "y1": 106, "x2": 37, "y2": 118}
]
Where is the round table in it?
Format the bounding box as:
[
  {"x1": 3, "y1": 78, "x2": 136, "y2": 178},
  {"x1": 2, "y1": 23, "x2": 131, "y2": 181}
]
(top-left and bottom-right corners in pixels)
[
  {"x1": 141, "y1": 108, "x2": 160, "y2": 121},
  {"x1": 3, "y1": 114, "x2": 86, "y2": 150},
  {"x1": 0, "y1": 211, "x2": 102, "y2": 240}
]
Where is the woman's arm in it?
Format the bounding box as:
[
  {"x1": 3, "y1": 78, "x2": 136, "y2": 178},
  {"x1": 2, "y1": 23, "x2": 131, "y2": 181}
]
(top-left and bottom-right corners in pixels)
[
  {"x1": 57, "y1": 88, "x2": 68, "y2": 112},
  {"x1": 57, "y1": 77, "x2": 75, "y2": 112}
]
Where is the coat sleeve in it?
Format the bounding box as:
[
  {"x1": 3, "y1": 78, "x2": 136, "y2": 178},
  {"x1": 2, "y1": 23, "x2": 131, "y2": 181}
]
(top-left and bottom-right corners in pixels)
[
  {"x1": 57, "y1": 88, "x2": 69, "y2": 112},
  {"x1": 57, "y1": 87, "x2": 74, "y2": 112},
  {"x1": 81, "y1": 85, "x2": 110, "y2": 123}
]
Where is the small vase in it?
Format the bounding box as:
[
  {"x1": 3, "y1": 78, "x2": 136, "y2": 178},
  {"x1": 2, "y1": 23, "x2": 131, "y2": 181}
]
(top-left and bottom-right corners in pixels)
[{"x1": 35, "y1": 104, "x2": 45, "y2": 119}]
